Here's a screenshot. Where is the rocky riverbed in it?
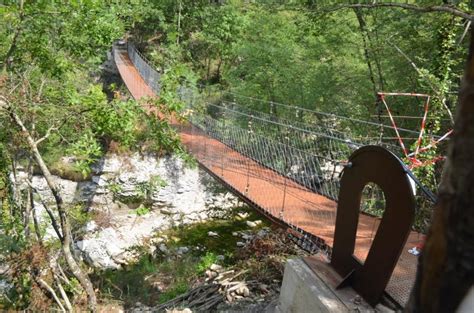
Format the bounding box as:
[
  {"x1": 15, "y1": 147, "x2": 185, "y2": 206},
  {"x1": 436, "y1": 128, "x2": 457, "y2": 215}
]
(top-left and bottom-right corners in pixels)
[
  {"x1": 9, "y1": 152, "x2": 304, "y2": 312},
  {"x1": 12, "y1": 152, "x2": 242, "y2": 269}
]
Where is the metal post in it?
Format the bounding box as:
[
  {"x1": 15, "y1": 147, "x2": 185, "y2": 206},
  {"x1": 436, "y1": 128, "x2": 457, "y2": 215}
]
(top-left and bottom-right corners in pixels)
[
  {"x1": 245, "y1": 116, "x2": 253, "y2": 194},
  {"x1": 221, "y1": 113, "x2": 225, "y2": 177},
  {"x1": 280, "y1": 143, "x2": 288, "y2": 220},
  {"x1": 280, "y1": 176, "x2": 287, "y2": 220},
  {"x1": 204, "y1": 118, "x2": 208, "y2": 165}
]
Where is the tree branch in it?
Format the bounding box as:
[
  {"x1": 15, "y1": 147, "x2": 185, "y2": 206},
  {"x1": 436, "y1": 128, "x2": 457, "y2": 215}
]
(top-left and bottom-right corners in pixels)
[
  {"x1": 389, "y1": 41, "x2": 455, "y2": 124},
  {"x1": 36, "y1": 277, "x2": 66, "y2": 312},
  {"x1": 27, "y1": 180, "x2": 64, "y2": 241},
  {"x1": 457, "y1": 21, "x2": 472, "y2": 46},
  {"x1": 54, "y1": 274, "x2": 73, "y2": 312},
  {"x1": 325, "y1": 3, "x2": 474, "y2": 21},
  {"x1": 2, "y1": 98, "x2": 97, "y2": 311},
  {"x1": 35, "y1": 125, "x2": 59, "y2": 145},
  {"x1": 2, "y1": 1, "x2": 25, "y2": 73}
]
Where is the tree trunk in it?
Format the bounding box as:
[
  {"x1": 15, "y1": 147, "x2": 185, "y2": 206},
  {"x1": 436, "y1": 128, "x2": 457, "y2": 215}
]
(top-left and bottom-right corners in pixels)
[
  {"x1": 406, "y1": 28, "x2": 474, "y2": 313},
  {"x1": 24, "y1": 160, "x2": 33, "y2": 239},
  {"x1": 8, "y1": 109, "x2": 97, "y2": 312},
  {"x1": 2, "y1": 0, "x2": 24, "y2": 73},
  {"x1": 353, "y1": 8, "x2": 378, "y2": 100}
]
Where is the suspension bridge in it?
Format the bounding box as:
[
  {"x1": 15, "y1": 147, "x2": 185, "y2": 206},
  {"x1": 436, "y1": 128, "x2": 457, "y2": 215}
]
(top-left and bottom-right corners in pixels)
[{"x1": 113, "y1": 42, "x2": 443, "y2": 308}]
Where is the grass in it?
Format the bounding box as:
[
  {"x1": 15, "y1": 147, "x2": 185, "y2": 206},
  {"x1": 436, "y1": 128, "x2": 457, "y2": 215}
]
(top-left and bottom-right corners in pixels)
[
  {"x1": 94, "y1": 205, "x2": 271, "y2": 308},
  {"x1": 195, "y1": 252, "x2": 218, "y2": 274},
  {"x1": 158, "y1": 282, "x2": 189, "y2": 304},
  {"x1": 95, "y1": 253, "x2": 202, "y2": 307},
  {"x1": 39, "y1": 146, "x2": 93, "y2": 182},
  {"x1": 164, "y1": 206, "x2": 268, "y2": 259},
  {"x1": 135, "y1": 205, "x2": 151, "y2": 216},
  {"x1": 94, "y1": 256, "x2": 161, "y2": 306}
]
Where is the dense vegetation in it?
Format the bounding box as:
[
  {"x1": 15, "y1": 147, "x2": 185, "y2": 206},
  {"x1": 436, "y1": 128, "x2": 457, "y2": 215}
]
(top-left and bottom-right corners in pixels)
[
  {"x1": 0, "y1": 0, "x2": 472, "y2": 311},
  {"x1": 131, "y1": 0, "x2": 471, "y2": 227}
]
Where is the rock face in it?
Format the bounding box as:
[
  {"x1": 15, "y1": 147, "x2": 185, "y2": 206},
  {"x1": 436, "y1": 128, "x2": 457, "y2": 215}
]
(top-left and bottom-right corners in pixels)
[
  {"x1": 13, "y1": 153, "x2": 241, "y2": 269},
  {"x1": 89, "y1": 153, "x2": 239, "y2": 218}
]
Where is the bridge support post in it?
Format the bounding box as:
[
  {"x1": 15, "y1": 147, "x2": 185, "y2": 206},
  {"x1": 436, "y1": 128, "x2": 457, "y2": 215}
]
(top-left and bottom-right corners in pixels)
[
  {"x1": 276, "y1": 258, "x2": 378, "y2": 312},
  {"x1": 331, "y1": 145, "x2": 416, "y2": 306}
]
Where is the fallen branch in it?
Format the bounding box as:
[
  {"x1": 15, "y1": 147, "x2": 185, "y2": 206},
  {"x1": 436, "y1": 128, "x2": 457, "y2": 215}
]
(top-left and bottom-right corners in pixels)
[
  {"x1": 54, "y1": 275, "x2": 73, "y2": 312},
  {"x1": 154, "y1": 283, "x2": 222, "y2": 311}
]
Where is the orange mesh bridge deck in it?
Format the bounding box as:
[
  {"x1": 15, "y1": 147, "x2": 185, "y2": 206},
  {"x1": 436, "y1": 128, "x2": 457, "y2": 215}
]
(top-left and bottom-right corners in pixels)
[{"x1": 114, "y1": 46, "x2": 423, "y2": 306}]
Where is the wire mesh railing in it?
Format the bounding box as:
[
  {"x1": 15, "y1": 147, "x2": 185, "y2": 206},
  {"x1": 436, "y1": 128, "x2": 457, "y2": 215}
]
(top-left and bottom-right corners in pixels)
[
  {"x1": 124, "y1": 40, "x2": 437, "y2": 233},
  {"x1": 119, "y1": 42, "x2": 442, "y2": 305},
  {"x1": 127, "y1": 42, "x2": 161, "y2": 94}
]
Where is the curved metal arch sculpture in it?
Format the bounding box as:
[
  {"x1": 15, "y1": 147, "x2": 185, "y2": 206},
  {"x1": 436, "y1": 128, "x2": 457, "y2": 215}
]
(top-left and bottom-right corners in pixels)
[{"x1": 331, "y1": 145, "x2": 416, "y2": 306}]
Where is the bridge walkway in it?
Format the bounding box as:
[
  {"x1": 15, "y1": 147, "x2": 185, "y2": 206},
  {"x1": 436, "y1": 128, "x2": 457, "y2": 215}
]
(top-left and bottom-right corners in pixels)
[{"x1": 114, "y1": 46, "x2": 423, "y2": 306}]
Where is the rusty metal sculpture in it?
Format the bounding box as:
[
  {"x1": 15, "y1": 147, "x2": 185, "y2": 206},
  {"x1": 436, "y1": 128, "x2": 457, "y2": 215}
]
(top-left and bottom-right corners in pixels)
[{"x1": 331, "y1": 145, "x2": 416, "y2": 306}]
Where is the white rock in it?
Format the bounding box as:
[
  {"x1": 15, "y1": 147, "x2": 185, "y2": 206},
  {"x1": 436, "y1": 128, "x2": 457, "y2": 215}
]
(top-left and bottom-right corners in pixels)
[
  {"x1": 177, "y1": 246, "x2": 189, "y2": 255},
  {"x1": 242, "y1": 234, "x2": 253, "y2": 241},
  {"x1": 151, "y1": 237, "x2": 165, "y2": 244},
  {"x1": 208, "y1": 231, "x2": 219, "y2": 237},
  {"x1": 148, "y1": 245, "x2": 157, "y2": 256},
  {"x1": 209, "y1": 264, "x2": 223, "y2": 272},
  {"x1": 21, "y1": 152, "x2": 246, "y2": 270},
  {"x1": 84, "y1": 221, "x2": 98, "y2": 233},
  {"x1": 75, "y1": 238, "x2": 119, "y2": 269},
  {"x1": 237, "y1": 212, "x2": 249, "y2": 219},
  {"x1": 257, "y1": 229, "x2": 269, "y2": 238},
  {"x1": 166, "y1": 309, "x2": 192, "y2": 313},
  {"x1": 246, "y1": 221, "x2": 257, "y2": 228},
  {"x1": 237, "y1": 285, "x2": 250, "y2": 297},
  {"x1": 205, "y1": 270, "x2": 218, "y2": 279},
  {"x1": 160, "y1": 208, "x2": 174, "y2": 215},
  {"x1": 159, "y1": 244, "x2": 169, "y2": 254},
  {"x1": 236, "y1": 241, "x2": 245, "y2": 247}
]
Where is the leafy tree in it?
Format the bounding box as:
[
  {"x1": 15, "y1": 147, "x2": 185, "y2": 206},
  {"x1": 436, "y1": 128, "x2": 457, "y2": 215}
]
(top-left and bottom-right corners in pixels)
[{"x1": 0, "y1": 1, "x2": 185, "y2": 310}]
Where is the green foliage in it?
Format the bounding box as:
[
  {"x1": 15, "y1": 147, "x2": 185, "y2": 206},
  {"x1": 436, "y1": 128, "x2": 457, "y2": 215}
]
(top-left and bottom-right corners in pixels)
[
  {"x1": 95, "y1": 253, "x2": 194, "y2": 306},
  {"x1": 0, "y1": 1, "x2": 199, "y2": 310},
  {"x1": 69, "y1": 204, "x2": 92, "y2": 234},
  {"x1": 0, "y1": 1, "x2": 472, "y2": 309},
  {"x1": 107, "y1": 182, "x2": 123, "y2": 196},
  {"x1": 81, "y1": 85, "x2": 142, "y2": 147},
  {"x1": 159, "y1": 61, "x2": 197, "y2": 112},
  {"x1": 135, "y1": 205, "x2": 151, "y2": 216},
  {"x1": 158, "y1": 282, "x2": 189, "y2": 304},
  {"x1": 0, "y1": 143, "x2": 25, "y2": 253},
  {"x1": 360, "y1": 183, "x2": 386, "y2": 218},
  {"x1": 63, "y1": 277, "x2": 80, "y2": 295},
  {"x1": 94, "y1": 206, "x2": 270, "y2": 306},
  {"x1": 131, "y1": 1, "x2": 471, "y2": 231},
  {"x1": 1, "y1": 270, "x2": 31, "y2": 310},
  {"x1": 164, "y1": 206, "x2": 268, "y2": 258},
  {"x1": 95, "y1": 255, "x2": 159, "y2": 306},
  {"x1": 151, "y1": 175, "x2": 168, "y2": 188},
  {"x1": 195, "y1": 252, "x2": 218, "y2": 274},
  {"x1": 0, "y1": 142, "x2": 31, "y2": 310},
  {"x1": 0, "y1": 1, "x2": 137, "y2": 73},
  {"x1": 66, "y1": 130, "x2": 102, "y2": 178}
]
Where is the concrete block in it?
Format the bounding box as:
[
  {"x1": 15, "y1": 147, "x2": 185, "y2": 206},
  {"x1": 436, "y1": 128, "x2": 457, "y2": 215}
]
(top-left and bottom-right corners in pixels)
[{"x1": 275, "y1": 257, "x2": 387, "y2": 313}]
